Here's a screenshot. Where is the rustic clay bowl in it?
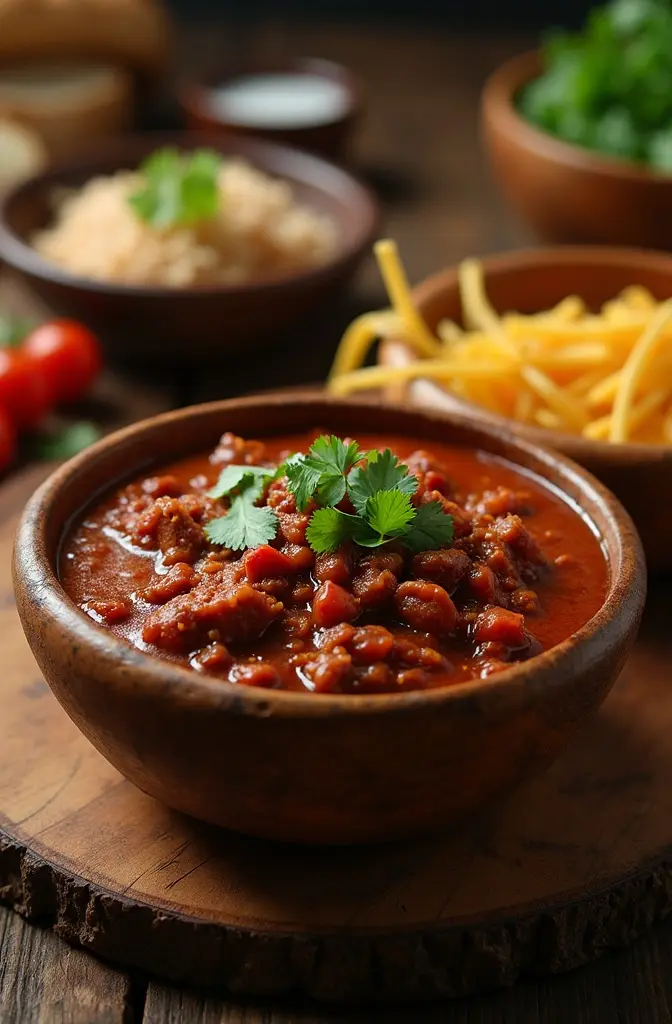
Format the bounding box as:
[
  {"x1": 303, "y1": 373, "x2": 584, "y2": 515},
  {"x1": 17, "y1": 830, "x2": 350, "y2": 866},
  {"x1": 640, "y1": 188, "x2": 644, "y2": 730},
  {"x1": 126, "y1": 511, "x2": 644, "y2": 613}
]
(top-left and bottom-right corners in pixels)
[
  {"x1": 178, "y1": 57, "x2": 362, "y2": 163},
  {"x1": 379, "y1": 246, "x2": 672, "y2": 572},
  {"x1": 482, "y1": 51, "x2": 672, "y2": 248},
  {"x1": 13, "y1": 394, "x2": 645, "y2": 845},
  {"x1": 0, "y1": 132, "x2": 378, "y2": 364}
]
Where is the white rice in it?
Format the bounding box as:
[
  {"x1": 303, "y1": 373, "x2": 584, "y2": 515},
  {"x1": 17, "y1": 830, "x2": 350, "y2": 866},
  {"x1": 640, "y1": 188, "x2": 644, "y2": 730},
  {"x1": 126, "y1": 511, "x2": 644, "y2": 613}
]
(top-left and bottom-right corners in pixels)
[{"x1": 32, "y1": 159, "x2": 339, "y2": 288}]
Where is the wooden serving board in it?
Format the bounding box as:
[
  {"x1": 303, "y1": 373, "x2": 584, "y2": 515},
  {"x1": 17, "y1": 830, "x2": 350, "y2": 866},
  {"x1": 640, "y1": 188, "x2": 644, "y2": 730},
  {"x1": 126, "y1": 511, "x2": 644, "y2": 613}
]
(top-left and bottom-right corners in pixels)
[{"x1": 0, "y1": 464, "x2": 670, "y2": 1002}]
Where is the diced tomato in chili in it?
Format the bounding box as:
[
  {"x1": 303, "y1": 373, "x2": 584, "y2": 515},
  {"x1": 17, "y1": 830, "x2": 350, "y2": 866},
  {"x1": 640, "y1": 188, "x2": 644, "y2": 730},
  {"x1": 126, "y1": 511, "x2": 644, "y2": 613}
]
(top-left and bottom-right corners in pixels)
[
  {"x1": 60, "y1": 431, "x2": 607, "y2": 696},
  {"x1": 312, "y1": 581, "x2": 359, "y2": 629},
  {"x1": 244, "y1": 544, "x2": 295, "y2": 583}
]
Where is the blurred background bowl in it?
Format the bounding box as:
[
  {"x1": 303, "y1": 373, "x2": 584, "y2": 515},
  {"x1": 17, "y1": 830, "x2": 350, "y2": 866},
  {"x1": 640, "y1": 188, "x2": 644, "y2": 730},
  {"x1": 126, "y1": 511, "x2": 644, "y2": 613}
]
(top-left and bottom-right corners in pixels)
[
  {"x1": 482, "y1": 51, "x2": 672, "y2": 249},
  {"x1": 378, "y1": 245, "x2": 672, "y2": 571},
  {"x1": 0, "y1": 131, "x2": 378, "y2": 365},
  {"x1": 178, "y1": 57, "x2": 362, "y2": 163}
]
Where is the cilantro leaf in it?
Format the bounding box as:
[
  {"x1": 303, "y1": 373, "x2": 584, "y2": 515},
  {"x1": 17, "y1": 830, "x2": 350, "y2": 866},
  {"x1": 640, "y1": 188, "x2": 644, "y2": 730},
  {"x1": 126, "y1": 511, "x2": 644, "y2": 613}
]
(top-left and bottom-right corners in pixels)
[
  {"x1": 305, "y1": 507, "x2": 359, "y2": 554},
  {"x1": 128, "y1": 147, "x2": 222, "y2": 229},
  {"x1": 308, "y1": 435, "x2": 361, "y2": 476},
  {"x1": 364, "y1": 490, "x2": 416, "y2": 542},
  {"x1": 180, "y1": 149, "x2": 223, "y2": 222},
  {"x1": 283, "y1": 453, "x2": 323, "y2": 512},
  {"x1": 347, "y1": 449, "x2": 417, "y2": 514},
  {"x1": 316, "y1": 471, "x2": 347, "y2": 508},
  {"x1": 404, "y1": 501, "x2": 454, "y2": 553},
  {"x1": 205, "y1": 497, "x2": 278, "y2": 551},
  {"x1": 208, "y1": 464, "x2": 273, "y2": 502},
  {"x1": 284, "y1": 436, "x2": 360, "y2": 511}
]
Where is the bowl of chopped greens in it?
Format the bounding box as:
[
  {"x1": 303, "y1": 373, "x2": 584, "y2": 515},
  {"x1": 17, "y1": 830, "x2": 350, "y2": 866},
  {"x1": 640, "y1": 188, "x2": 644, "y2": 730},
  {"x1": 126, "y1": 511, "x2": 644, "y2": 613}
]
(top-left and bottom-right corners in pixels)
[
  {"x1": 0, "y1": 132, "x2": 378, "y2": 364},
  {"x1": 482, "y1": 0, "x2": 672, "y2": 248}
]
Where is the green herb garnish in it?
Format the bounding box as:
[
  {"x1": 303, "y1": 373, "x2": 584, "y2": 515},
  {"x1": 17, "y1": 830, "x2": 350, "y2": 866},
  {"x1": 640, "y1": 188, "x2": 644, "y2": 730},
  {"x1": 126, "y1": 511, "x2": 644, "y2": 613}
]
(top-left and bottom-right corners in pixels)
[
  {"x1": 286, "y1": 438, "x2": 454, "y2": 555},
  {"x1": 204, "y1": 438, "x2": 454, "y2": 556},
  {"x1": 208, "y1": 464, "x2": 276, "y2": 503},
  {"x1": 205, "y1": 463, "x2": 279, "y2": 550},
  {"x1": 402, "y1": 501, "x2": 455, "y2": 553},
  {"x1": 305, "y1": 507, "x2": 360, "y2": 552},
  {"x1": 284, "y1": 435, "x2": 361, "y2": 511},
  {"x1": 518, "y1": 0, "x2": 672, "y2": 171},
  {"x1": 30, "y1": 421, "x2": 102, "y2": 461},
  {"x1": 128, "y1": 148, "x2": 222, "y2": 229},
  {"x1": 0, "y1": 315, "x2": 34, "y2": 348},
  {"x1": 347, "y1": 449, "x2": 418, "y2": 513},
  {"x1": 206, "y1": 498, "x2": 278, "y2": 551}
]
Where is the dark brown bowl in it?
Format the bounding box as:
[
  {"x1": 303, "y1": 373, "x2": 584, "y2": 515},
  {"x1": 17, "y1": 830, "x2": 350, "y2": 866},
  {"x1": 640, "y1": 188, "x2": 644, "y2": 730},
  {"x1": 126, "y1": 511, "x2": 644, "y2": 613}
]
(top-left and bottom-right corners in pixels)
[
  {"x1": 178, "y1": 58, "x2": 362, "y2": 163},
  {"x1": 482, "y1": 51, "x2": 672, "y2": 248},
  {"x1": 376, "y1": 246, "x2": 672, "y2": 571},
  {"x1": 0, "y1": 132, "x2": 379, "y2": 364},
  {"x1": 12, "y1": 394, "x2": 645, "y2": 844}
]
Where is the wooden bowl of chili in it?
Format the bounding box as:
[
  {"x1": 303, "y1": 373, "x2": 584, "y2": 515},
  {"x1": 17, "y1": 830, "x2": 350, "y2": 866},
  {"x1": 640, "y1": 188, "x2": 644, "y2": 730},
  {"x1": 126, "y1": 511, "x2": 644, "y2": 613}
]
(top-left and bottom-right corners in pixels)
[{"x1": 13, "y1": 394, "x2": 645, "y2": 844}]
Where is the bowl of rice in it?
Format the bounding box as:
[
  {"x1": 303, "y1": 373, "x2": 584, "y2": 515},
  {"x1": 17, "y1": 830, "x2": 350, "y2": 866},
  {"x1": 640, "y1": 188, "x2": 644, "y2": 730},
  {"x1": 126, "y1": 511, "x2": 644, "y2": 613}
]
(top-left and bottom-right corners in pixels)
[{"x1": 0, "y1": 132, "x2": 378, "y2": 361}]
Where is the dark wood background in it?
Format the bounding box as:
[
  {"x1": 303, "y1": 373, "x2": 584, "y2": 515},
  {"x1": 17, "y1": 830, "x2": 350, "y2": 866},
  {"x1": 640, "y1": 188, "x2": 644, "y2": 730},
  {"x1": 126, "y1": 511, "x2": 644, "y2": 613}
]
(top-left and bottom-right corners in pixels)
[
  {"x1": 3, "y1": 19, "x2": 672, "y2": 1024},
  {"x1": 167, "y1": 1, "x2": 593, "y2": 29}
]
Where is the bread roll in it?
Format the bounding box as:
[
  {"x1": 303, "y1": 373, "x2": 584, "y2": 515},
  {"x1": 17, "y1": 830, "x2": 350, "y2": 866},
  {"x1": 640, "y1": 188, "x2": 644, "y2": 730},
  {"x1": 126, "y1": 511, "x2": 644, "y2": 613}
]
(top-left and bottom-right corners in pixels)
[
  {"x1": 0, "y1": 0, "x2": 171, "y2": 75},
  {"x1": 0, "y1": 118, "x2": 47, "y2": 195},
  {"x1": 0, "y1": 62, "x2": 134, "y2": 162}
]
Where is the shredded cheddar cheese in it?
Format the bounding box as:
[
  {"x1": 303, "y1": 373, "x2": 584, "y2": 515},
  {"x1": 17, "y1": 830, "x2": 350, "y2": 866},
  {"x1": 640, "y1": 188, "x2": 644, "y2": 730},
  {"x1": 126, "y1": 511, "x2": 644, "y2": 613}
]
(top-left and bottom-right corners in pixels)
[{"x1": 328, "y1": 240, "x2": 672, "y2": 445}]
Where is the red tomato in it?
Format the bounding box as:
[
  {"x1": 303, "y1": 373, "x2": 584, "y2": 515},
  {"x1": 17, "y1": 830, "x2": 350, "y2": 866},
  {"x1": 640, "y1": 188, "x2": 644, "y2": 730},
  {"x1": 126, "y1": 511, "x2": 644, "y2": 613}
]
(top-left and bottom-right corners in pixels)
[
  {"x1": 22, "y1": 321, "x2": 102, "y2": 404},
  {"x1": 0, "y1": 405, "x2": 16, "y2": 472},
  {"x1": 0, "y1": 349, "x2": 50, "y2": 428}
]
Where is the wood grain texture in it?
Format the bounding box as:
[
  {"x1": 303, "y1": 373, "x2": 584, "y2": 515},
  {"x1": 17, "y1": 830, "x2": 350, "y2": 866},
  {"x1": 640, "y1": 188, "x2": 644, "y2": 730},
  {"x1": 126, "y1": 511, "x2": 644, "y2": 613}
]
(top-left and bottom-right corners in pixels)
[
  {"x1": 144, "y1": 919, "x2": 672, "y2": 1024},
  {"x1": 0, "y1": 905, "x2": 132, "y2": 1024}
]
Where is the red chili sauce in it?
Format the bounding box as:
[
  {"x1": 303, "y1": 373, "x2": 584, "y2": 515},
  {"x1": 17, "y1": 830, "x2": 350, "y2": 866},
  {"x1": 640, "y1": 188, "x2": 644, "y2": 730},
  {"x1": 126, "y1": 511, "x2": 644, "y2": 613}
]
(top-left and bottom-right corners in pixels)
[{"x1": 59, "y1": 431, "x2": 608, "y2": 695}]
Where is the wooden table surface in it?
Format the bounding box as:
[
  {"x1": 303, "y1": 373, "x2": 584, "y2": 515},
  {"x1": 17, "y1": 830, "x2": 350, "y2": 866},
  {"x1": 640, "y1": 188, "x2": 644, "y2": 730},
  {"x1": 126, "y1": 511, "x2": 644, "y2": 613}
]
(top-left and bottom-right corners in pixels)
[{"x1": 3, "y1": 21, "x2": 672, "y2": 1024}]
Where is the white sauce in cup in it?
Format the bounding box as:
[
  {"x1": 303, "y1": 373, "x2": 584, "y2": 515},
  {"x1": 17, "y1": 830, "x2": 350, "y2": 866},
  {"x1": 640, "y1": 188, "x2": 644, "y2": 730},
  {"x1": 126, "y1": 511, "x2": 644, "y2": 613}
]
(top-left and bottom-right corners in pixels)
[{"x1": 206, "y1": 73, "x2": 350, "y2": 130}]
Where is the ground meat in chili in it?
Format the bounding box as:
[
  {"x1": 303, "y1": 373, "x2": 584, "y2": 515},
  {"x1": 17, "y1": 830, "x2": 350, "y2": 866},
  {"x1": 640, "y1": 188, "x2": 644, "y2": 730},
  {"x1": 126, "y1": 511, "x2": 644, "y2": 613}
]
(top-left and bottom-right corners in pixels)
[{"x1": 59, "y1": 430, "x2": 607, "y2": 694}]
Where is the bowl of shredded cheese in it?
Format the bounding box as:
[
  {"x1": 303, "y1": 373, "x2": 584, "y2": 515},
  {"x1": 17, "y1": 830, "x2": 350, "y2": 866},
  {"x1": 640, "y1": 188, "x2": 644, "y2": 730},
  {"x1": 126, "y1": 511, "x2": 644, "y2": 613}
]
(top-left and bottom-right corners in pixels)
[{"x1": 328, "y1": 241, "x2": 672, "y2": 570}]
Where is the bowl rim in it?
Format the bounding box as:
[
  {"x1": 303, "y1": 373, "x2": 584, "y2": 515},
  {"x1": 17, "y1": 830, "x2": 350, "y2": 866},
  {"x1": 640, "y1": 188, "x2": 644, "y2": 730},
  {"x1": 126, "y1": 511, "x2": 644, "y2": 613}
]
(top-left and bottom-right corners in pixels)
[
  {"x1": 483, "y1": 48, "x2": 672, "y2": 185},
  {"x1": 408, "y1": 244, "x2": 672, "y2": 462},
  {"x1": 13, "y1": 392, "x2": 646, "y2": 720},
  {"x1": 0, "y1": 131, "x2": 379, "y2": 300},
  {"x1": 178, "y1": 56, "x2": 362, "y2": 131}
]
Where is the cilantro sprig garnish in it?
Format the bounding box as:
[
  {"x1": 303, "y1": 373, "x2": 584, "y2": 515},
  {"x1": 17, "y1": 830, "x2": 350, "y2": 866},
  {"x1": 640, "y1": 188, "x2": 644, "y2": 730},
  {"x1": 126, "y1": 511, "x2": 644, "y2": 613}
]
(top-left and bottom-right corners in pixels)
[
  {"x1": 128, "y1": 148, "x2": 222, "y2": 229},
  {"x1": 203, "y1": 437, "x2": 454, "y2": 556},
  {"x1": 284, "y1": 434, "x2": 361, "y2": 511},
  {"x1": 204, "y1": 463, "x2": 278, "y2": 551},
  {"x1": 288, "y1": 437, "x2": 453, "y2": 555}
]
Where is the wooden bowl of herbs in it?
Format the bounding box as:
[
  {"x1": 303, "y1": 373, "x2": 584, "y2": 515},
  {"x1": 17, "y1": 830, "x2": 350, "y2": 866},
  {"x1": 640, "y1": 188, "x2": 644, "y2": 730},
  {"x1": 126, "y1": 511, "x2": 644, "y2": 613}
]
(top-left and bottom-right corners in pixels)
[
  {"x1": 482, "y1": 0, "x2": 672, "y2": 248},
  {"x1": 0, "y1": 132, "x2": 378, "y2": 364}
]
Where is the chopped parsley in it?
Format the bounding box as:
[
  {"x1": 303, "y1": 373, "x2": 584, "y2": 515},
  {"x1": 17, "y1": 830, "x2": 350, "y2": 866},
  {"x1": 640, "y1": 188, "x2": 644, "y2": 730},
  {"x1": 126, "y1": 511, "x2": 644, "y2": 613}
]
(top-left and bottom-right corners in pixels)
[
  {"x1": 128, "y1": 148, "x2": 222, "y2": 229},
  {"x1": 204, "y1": 435, "x2": 455, "y2": 555}
]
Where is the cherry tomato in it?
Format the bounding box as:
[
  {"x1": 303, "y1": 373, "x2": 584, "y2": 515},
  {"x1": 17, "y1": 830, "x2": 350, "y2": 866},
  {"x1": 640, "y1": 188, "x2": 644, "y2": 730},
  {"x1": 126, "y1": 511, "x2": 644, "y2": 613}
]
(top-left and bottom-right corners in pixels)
[
  {"x1": 22, "y1": 320, "x2": 102, "y2": 404},
  {"x1": 0, "y1": 349, "x2": 50, "y2": 428},
  {"x1": 0, "y1": 405, "x2": 17, "y2": 472}
]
